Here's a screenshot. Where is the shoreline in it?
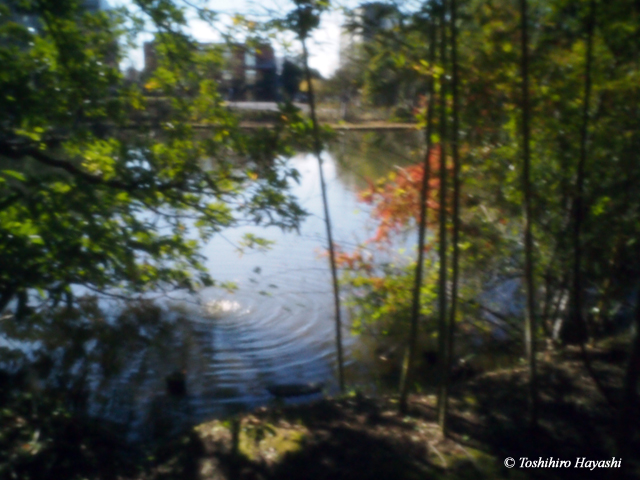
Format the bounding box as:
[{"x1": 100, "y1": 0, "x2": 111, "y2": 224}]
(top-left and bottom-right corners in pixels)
[{"x1": 238, "y1": 121, "x2": 419, "y2": 131}]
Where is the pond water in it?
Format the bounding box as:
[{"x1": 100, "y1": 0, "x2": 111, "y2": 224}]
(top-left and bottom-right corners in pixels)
[{"x1": 85, "y1": 131, "x2": 424, "y2": 440}]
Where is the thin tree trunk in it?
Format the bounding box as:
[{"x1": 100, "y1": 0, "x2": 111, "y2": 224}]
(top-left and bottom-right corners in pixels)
[
  {"x1": 436, "y1": 0, "x2": 450, "y2": 430},
  {"x1": 572, "y1": 0, "x2": 595, "y2": 345},
  {"x1": 594, "y1": 242, "x2": 619, "y2": 333},
  {"x1": 441, "y1": 0, "x2": 461, "y2": 437},
  {"x1": 519, "y1": 0, "x2": 539, "y2": 431},
  {"x1": 301, "y1": 38, "x2": 345, "y2": 393},
  {"x1": 571, "y1": 0, "x2": 614, "y2": 407},
  {"x1": 551, "y1": 276, "x2": 569, "y2": 343},
  {"x1": 540, "y1": 244, "x2": 563, "y2": 338},
  {"x1": 541, "y1": 272, "x2": 553, "y2": 338},
  {"x1": 399, "y1": 17, "x2": 437, "y2": 415}
]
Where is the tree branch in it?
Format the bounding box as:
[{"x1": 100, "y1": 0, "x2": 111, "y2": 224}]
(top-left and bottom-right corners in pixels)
[{"x1": 0, "y1": 140, "x2": 183, "y2": 193}]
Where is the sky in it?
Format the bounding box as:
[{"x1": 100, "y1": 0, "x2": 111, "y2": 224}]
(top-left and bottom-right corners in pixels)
[{"x1": 118, "y1": 0, "x2": 365, "y2": 78}]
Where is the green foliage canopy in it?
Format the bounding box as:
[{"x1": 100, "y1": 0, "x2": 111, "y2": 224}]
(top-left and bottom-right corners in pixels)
[{"x1": 0, "y1": 0, "x2": 307, "y2": 315}]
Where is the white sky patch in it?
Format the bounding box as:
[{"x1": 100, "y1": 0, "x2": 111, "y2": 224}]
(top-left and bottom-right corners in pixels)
[{"x1": 306, "y1": 9, "x2": 342, "y2": 78}]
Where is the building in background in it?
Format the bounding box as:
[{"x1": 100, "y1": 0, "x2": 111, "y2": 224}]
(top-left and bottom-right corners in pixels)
[
  {"x1": 143, "y1": 40, "x2": 278, "y2": 101},
  {"x1": 225, "y1": 43, "x2": 277, "y2": 101}
]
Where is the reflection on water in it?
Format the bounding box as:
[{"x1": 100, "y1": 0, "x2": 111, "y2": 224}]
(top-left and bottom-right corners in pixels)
[
  {"x1": 0, "y1": 129, "x2": 526, "y2": 441},
  {"x1": 73, "y1": 131, "x2": 424, "y2": 440},
  {"x1": 203, "y1": 299, "x2": 244, "y2": 316}
]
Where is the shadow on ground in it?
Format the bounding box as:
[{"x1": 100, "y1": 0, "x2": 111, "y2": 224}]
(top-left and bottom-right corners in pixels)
[
  {"x1": 1, "y1": 346, "x2": 637, "y2": 480},
  {"x1": 150, "y1": 347, "x2": 637, "y2": 480}
]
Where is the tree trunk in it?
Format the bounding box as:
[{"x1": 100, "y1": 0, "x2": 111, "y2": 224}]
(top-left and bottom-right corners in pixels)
[
  {"x1": 436, "y1": 0, "x2": 450, "y2": 430},
  {"x1": 301, "y1": 38, "x2": 345, "y2": 393},
  {"x1": 571, "y1": 0, "x2": 596, "y2": 346},
  {"x1": 519, "y1": 0, "x2": 539, "y2": 431},
  {"x1": 569, "y1": 0, "x2": 614, "y2": 407},
  {"x1": 442, "y1": 0, "x2": 461, "y2": 437},
  {"x1": 399, "y1": 16, "x2": 437, "y2": 415}
]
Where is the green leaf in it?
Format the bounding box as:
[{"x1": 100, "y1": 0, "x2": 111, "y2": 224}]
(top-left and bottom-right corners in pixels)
[{"x1": 2, "y1": 170, "x2": 26, "y2": 182}]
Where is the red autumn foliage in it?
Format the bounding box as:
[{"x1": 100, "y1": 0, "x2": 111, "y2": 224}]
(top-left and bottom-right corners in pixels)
[
  {"x1": 334, "y1": 248, "x2": 373, "y2": 272},
  {"x1": 360, "y1": 144, "x2": 448, "y2": 243}
]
